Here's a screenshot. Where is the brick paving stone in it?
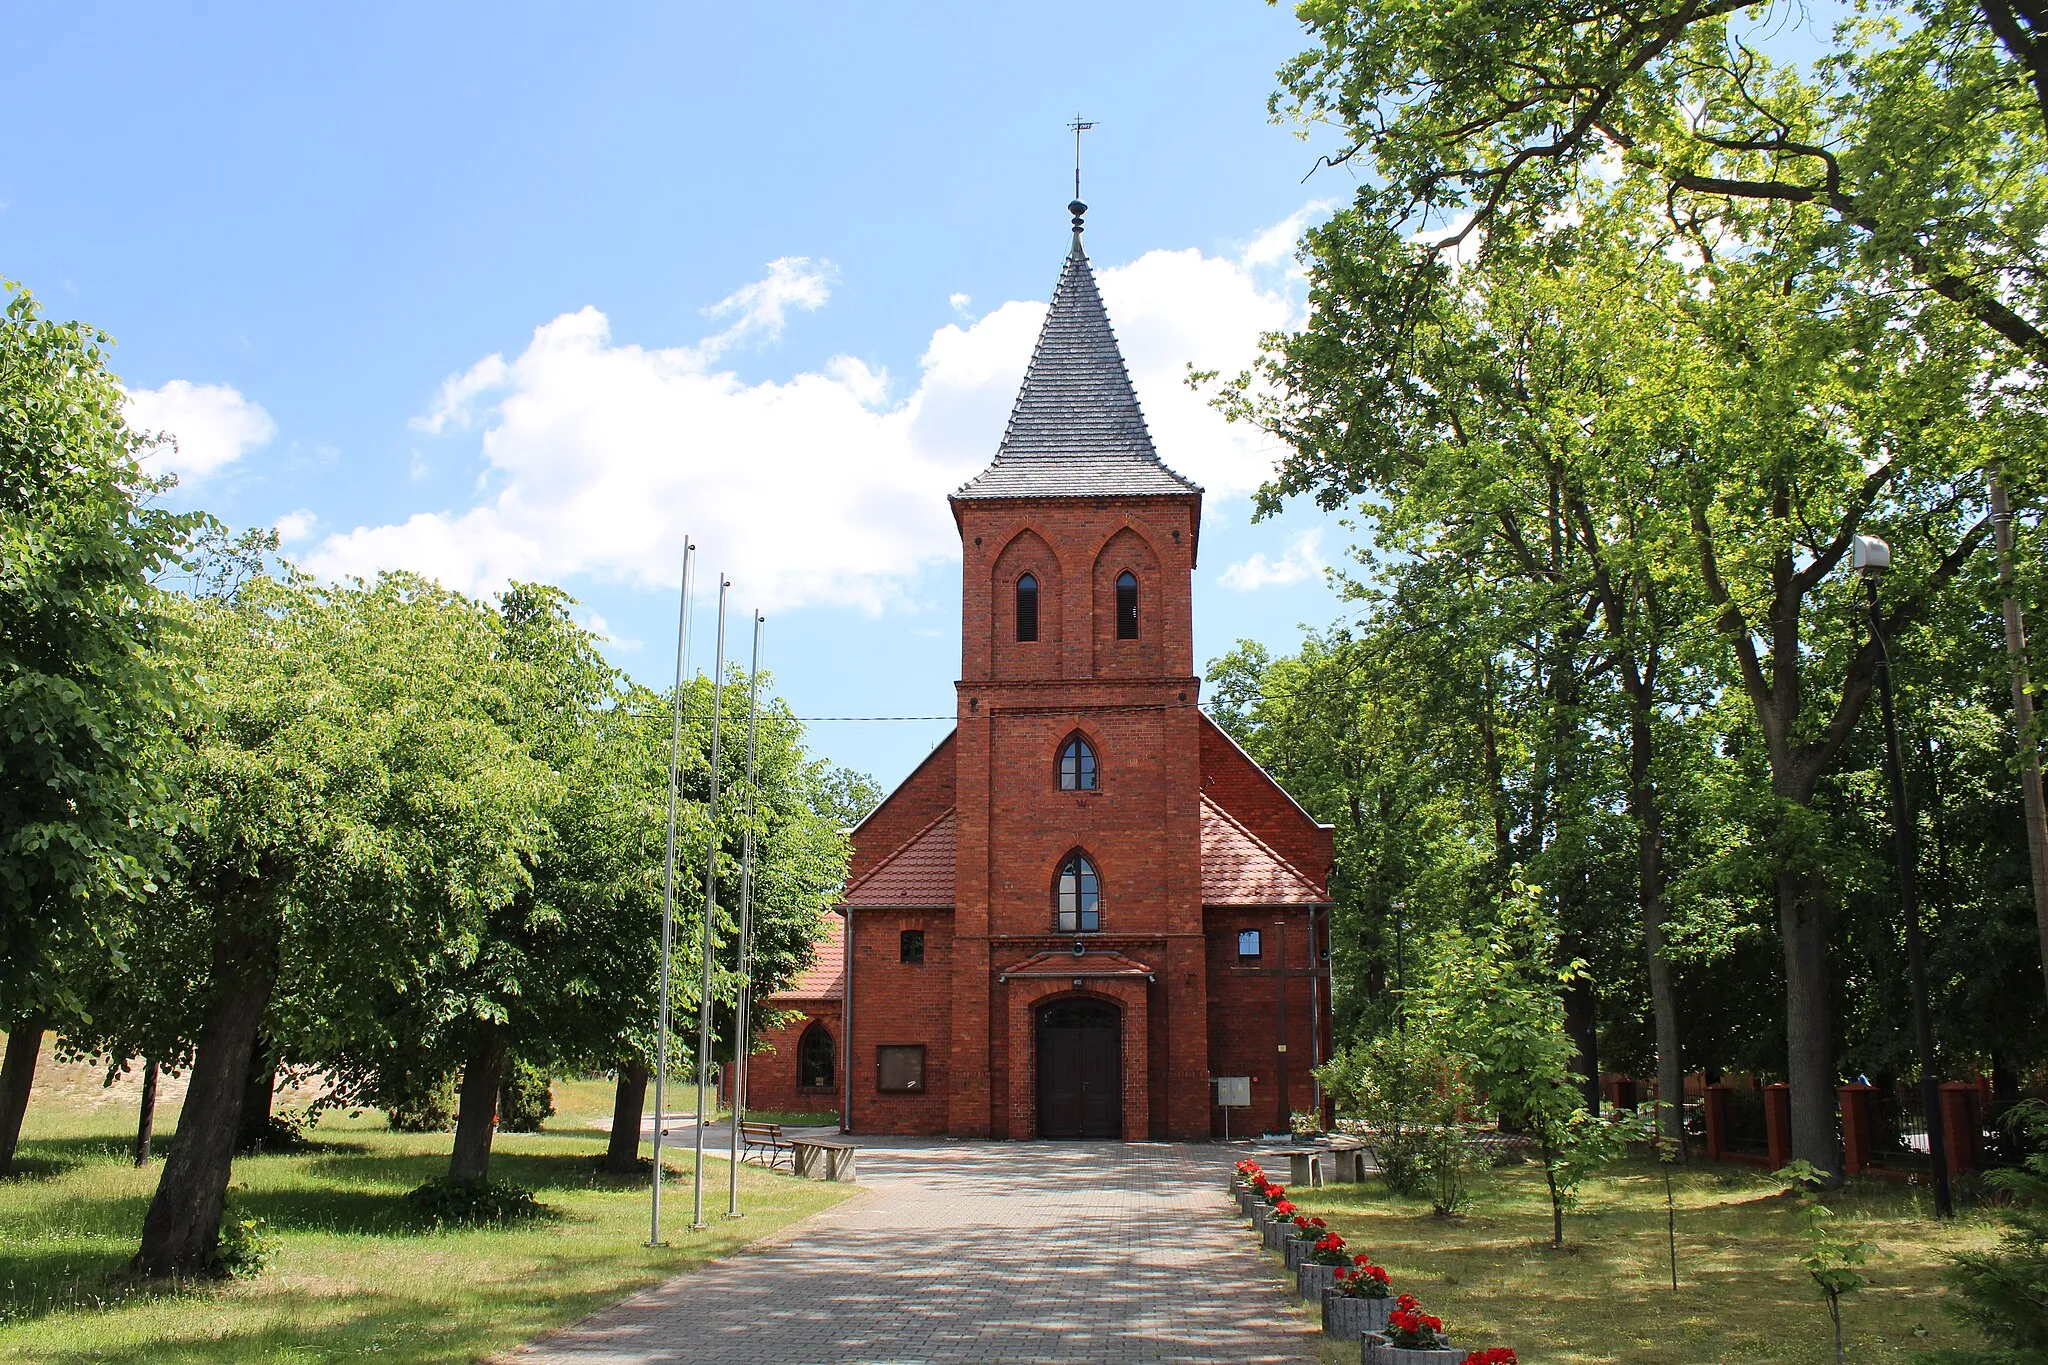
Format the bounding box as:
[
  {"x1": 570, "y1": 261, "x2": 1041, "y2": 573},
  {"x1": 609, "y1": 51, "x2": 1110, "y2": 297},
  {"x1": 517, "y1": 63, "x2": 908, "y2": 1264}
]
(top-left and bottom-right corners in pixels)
[{"x1": 512, "y1": 1138, "x2": 1316, "y2": 1365}]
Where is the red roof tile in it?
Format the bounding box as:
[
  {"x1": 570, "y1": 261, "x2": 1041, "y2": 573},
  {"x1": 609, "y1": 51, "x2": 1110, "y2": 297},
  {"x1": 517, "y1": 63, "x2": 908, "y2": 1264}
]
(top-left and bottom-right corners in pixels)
[
  {"x1": 770, "y1": 917, "x2": 844, "y2": 1002},
  {"x1": 842, "y1": 808, "x2": 956, "y2": 908},
  {"x1": 1201, "y1": 797, "x2": 1326, "y2": 905}
]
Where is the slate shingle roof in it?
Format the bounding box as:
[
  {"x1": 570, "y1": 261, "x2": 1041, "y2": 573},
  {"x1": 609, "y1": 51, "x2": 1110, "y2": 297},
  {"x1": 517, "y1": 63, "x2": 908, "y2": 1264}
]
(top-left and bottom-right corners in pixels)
[
  {"x1": 953, "y1": 235, "x2": 1202, "y2": 502},
  {"x1": 841, "y1": 809, "x2": 956, "y2": 907},
  {"x1": 1200, "y1": 796, "x2": 1326, "y2": 906}
]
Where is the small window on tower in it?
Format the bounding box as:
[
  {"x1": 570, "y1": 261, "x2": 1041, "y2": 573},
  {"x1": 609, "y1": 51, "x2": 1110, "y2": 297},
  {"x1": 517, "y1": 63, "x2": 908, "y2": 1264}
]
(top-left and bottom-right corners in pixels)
[
  {"x1": 1056, "y1": 853, "x2": 1101, "y2": 932},
  {"x1": 1016, "y1": 574, "x2": 1039, "y2": 642},
  {"x1": 1238, "y1": 929, "x2": 1263, "y2": 961},
  {"x1": 1058, "y1": 735, "x2": 1098, "y2": 791},
  {"x1": 900, "y1": 929, "x2": 926, "y2": 964},
  {"x1": 1116, "y1": 571, "x2": 1139, "y2": 639}
]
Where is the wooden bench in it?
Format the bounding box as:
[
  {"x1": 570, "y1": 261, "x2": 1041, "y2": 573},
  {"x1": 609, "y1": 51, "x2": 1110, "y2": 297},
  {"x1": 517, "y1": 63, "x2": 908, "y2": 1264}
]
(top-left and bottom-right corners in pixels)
[
  {"x1": 790, "y1": 1138, "x2": 856, "y2": 1182},
  {"x1": 740, "y1": 1120, "x2": 792, "y2": 1168}
]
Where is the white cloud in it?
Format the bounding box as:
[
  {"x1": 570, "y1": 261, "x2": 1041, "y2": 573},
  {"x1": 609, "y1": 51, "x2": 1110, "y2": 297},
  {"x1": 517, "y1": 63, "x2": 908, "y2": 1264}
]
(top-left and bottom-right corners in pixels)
[
  {"x1": 126, "y1": 380, "x2": 276, "y2": 479},
  {"x1": 698, "y1": 256, "x2": 834, "y2": 358},
  {"x1": 414, "y1": 354, "x2": 509, "y2": 435},
  {"x1": 273, "y1": 509, "x2": 318, "y2": 544},
  {"x1": 1220, "y1": 528, "x2": 1326, "y2": 591},
  {"x1": 949, "y1": 292, "x2": 974, "y2": 319},
  {"x1": 308, "y1": 216, "x2": 1317, "y2": 612}
]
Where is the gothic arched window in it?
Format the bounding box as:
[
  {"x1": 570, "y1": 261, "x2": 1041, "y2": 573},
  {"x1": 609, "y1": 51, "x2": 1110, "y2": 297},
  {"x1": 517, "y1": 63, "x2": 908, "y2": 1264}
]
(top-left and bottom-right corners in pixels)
[
  {"x1": 798, "y1": 1021, "x2": 835, "y2": 1090},
  {"x1": 1115, "y1": 571, "x2": 1139, "y2": 639},
  {"x1": 1016, "y1": 573, "x2": 1039, "y2": 642},
  {"x1": 1058, "y1": 735, "x2": 1098, "y2": 791},
  {"x1": 1055, "y1": 853, "x2": 1101, "y2": 932}
]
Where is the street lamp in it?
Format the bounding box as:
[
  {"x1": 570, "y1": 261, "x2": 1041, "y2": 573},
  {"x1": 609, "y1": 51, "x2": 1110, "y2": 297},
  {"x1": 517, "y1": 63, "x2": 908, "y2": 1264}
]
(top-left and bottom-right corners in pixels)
[{"x1": 1853, "y1": 533, "x2": 1953, "y2": 1217}]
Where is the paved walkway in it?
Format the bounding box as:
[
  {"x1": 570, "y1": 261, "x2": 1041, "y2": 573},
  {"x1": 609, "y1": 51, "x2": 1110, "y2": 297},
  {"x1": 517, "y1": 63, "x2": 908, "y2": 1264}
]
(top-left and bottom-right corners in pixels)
[{"x1": 515, "y1": 1138, "x2": 1319, "y2": 1364}]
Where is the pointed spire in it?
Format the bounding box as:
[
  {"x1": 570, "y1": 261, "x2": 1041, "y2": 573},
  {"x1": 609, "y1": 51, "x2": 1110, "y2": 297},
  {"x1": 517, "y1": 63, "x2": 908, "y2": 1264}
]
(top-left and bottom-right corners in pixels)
[{"x1": 952, "y1": 211, "x2": 1202, "y2": 503}]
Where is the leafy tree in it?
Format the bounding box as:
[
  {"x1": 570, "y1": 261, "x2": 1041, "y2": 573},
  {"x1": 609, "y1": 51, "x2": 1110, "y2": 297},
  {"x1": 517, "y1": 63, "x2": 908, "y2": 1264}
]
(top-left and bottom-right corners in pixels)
[
  {"x1": 0, "y1": 283, "x2": 202, "y2": 1175},
  {"x1": 1416, "y1": 879, "x2": 1645, "y2": 1248},
  {"x1": 1775, "y1": 1160, "x2": 1878, "y2": 1365},
  {"x1": 131, "y1": 572, "x2": 550, "y2": 1275}
]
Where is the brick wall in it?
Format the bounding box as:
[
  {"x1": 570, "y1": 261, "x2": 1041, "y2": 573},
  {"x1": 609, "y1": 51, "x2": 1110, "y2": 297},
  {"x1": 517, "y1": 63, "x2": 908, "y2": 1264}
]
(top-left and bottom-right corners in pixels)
[
  {"x1": 1199, "y1": 717, "x2": 1334, "y2": 886},
  {"x1": 849, "y1": 736, "x2": 956, "y2": 884},
  {"x1": 1204, "y1": 906, "x2": 1330, "y2": 1136},
  {"x1": 846, "y1": 906, "x2": 954, "y2": 1135},
  {"x1": 730, "y1": 1003, "x2": 840, "y2": 1117}
]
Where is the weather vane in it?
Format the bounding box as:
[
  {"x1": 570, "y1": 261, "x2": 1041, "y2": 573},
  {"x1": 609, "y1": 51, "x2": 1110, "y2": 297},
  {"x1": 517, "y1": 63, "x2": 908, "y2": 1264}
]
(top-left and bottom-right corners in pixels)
[{"x1": 1068, "y1": 114, "x2": 1096, "y2": 231}]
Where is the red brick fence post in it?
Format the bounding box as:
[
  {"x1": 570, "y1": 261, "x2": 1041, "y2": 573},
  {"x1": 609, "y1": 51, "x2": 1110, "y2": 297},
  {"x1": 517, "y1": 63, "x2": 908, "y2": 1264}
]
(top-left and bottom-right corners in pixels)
[
  {"x1": 1839, "y1": 1082, "x2": 1875, "y2": 1177},
  {"x1": 1704, "y1": 1083, "x2": 1731, "y2": 1162},
  {"x1": 1764, "y1": 1083, "x2": 1792, "y2": 1171}
]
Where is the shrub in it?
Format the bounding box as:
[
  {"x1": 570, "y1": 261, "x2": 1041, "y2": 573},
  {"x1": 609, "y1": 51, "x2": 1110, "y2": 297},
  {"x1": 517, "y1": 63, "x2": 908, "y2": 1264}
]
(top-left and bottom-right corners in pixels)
[
  {"x1": 497, "y1": 1058, "x2": 555, "y2": 1133},
  {"x1": 209, "y1": 1206, "x2": 277, "y2": 1279},
  {"x1": 233, "y1": 1111, "x2": 309, "y2": 1155},
  {"x1": 1319, "y1": 1032, "x2": 1477, "y2": 1214},
  {"x1": 1928, "y1": 1100, "x2": 2048, "y2": 1363},
  {"x1": 404, "y1": 1177, "x2": 548, "y2": 1227},
  {"x1": 379, "y1": 1069, "x2": 457, "y2": 1132}
]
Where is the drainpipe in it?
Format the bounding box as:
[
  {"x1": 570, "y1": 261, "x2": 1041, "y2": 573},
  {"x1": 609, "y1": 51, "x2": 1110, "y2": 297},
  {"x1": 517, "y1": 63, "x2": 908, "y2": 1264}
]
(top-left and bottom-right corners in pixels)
[{"x1": 841, "y1": 907, "x2": 853, "y2": 1135}]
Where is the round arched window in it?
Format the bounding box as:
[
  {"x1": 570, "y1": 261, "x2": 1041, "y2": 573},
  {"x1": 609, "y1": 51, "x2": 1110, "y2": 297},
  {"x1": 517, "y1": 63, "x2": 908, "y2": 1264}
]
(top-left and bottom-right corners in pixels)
[
  {"x1": 1058, "y1": 735, "x2": 1098, "y2": 791},
  {"x1": 1056, "y1": 853, "x2": 1101, "y2": 932}
]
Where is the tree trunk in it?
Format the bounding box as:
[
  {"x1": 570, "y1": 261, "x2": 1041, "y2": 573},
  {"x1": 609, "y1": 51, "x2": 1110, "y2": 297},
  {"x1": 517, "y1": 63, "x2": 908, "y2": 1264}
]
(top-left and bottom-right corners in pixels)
[
  {"x1": 0, "y1": 1019, "x2": 46, "y2": 1176},
  {"x1": 1990, "y1": 472, "x2": 2048, "y2": 1005},
  {"x1": 448, "y1": 1029, "x2": 508, "y2": 1185},
  {"x1": 603, "y1": 1063, "x2": 649, "y2": 1174},
  {"x1": 1628, "y1": 700, "x2": 1686, "y2": 1156},
  {"x1": 135, "y1": 1059, "x2": 159, "y2": 1166},
  {"x1": 134, "y1": 927, "x2": 278, "y2": 1276},
  {"x1": 1776, "y1": 867, "x2": 1840, "y2": 1176},
  {"x1": 1563, "y1": 969, "x2": 1601, "y2": 1113},
  {"x1": 235, "y1": 1035, "x2": 277, "y2": 1152}
]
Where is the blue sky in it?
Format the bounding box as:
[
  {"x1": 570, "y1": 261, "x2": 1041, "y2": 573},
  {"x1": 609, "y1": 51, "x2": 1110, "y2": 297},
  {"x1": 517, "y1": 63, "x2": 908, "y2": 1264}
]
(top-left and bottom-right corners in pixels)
[{"x1": 5, "y1": 2, "x2": 1372, "y2": 788}]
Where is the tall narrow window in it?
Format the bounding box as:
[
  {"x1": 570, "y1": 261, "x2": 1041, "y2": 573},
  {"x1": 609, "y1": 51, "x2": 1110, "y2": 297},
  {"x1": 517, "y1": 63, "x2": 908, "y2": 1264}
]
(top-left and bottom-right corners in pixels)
[
  {"x1": 1056, "y1": 853, "x2": 1101, "y2": 932},
  {"x1": 1016, "y1": 573, "x2": 1039, "y2": 642},
  {"x1": 1058, "y1": 735, "x2": 1098, "y2": 791},
  {"x1": 1115, "y1": 571, "x2": 1139, "y2": 639},
  {"x1": 798, "y1": 1022, "x2": 835, "y2": 1089}
]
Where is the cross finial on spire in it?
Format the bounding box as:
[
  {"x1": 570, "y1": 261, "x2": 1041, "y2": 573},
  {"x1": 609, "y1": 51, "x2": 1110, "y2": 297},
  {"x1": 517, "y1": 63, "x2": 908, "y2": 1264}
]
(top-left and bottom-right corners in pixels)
[{"x1": 1067, "y1": 114, "x2": 1096, "y2": 234}]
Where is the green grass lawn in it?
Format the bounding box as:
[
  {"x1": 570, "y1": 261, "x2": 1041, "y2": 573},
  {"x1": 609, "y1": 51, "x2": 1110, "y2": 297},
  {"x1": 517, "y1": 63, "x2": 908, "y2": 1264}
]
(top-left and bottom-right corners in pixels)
[
  {"x1": 1260, "y1": 1157, "x2": 2003, "y2": 1365},
  {"x1": 1, "y1": 1067, "x2": 854, "y2": 1365}
]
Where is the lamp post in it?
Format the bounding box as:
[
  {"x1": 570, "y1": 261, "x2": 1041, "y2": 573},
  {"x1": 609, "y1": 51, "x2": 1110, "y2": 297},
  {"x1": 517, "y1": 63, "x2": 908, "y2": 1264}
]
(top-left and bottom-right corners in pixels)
[{"x1": 1853, "y1": 534, "x2": 1952, "y2": 1217}]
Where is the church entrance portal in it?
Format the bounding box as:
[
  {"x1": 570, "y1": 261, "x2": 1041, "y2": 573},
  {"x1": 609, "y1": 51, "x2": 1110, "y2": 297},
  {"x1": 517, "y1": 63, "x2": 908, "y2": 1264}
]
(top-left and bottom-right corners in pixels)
[{"x1": 1036, "y1": 998, "x2": 1121, "y2": 1138}]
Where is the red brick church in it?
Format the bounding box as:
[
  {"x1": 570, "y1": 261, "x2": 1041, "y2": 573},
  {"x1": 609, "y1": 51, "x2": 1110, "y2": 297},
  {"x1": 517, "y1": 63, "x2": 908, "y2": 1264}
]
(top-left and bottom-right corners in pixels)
[{"x1": 746, "y1": 204, "x2": 1334, "y2": 1140}]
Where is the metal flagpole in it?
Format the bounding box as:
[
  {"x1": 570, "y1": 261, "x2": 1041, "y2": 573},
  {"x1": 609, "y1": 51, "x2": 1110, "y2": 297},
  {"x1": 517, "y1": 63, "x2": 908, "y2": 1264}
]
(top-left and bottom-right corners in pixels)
[
  {"x1": 691, "y1": 577, "x2": 730, "y2": 1230},
  {"x1": 727, "y1": 611, "x2": 764, "y2": 1217},
  {"x1": 649, "y1": 536, "x2": 694, "y2": 1247}
]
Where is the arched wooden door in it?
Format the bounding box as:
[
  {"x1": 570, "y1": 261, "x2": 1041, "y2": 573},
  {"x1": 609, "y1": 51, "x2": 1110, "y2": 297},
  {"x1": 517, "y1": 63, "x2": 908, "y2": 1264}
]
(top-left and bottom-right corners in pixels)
[{"x1": 1036, "y1": 998, "x2": 1122, "y2": 1138}]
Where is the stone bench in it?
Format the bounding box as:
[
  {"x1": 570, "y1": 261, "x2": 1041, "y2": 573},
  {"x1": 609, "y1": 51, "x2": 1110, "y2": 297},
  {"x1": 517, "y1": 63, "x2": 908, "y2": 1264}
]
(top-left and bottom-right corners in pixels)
[{"x1": 791, "y1": 1138, "x2": 857, "y2": 1182}]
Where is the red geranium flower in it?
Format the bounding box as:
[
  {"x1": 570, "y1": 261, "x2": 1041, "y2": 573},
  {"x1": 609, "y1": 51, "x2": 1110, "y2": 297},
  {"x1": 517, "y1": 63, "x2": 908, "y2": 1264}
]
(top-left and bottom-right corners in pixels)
[{"x1": 1461, "y1": 1351, "x2": 1518, "y2": 1365}]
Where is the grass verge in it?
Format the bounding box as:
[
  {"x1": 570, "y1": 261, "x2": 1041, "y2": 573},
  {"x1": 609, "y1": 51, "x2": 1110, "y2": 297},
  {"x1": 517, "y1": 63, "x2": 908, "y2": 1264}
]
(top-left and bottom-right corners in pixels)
[
  {"x1": 1251, "y1": 1156, "x2": 2002, "y2": 1365},
  {"x1": 1, "y1": 1099, "x2": 852, "y2": 1364}
]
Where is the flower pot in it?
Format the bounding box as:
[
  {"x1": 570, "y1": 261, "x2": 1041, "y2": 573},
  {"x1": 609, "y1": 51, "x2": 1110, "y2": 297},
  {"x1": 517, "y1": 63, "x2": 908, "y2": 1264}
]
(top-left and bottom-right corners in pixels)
[
  {"x1": 1360, "y1": 1330, "x2": 1461, "y2": 1364},
  {"x1": 1297, "y1": 1260, "x2": 1346, "y2": 1301},
  {"x1": 1262, "y1": 1219, "x2": 1294, "y2": 1252},
  {"x1": 1322, "y1": 1291, "x2": 1394, "y2": 1339},
  {"x1": 1283, "y1": 1235, "x2": 1316, "y2": 1269}
]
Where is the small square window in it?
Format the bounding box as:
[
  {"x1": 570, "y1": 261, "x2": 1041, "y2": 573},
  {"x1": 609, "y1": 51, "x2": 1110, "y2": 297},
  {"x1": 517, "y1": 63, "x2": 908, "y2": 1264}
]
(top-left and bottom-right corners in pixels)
[
  {"x1": 876, "y1": 1045, "x2": 925, "y2": 1093},
  {"x1": 900, "y1": 929, "x2": 926, "y2": 964},
  {"x1": 1237, "y1": 929, "x2": 1262, "y2": 960}
]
